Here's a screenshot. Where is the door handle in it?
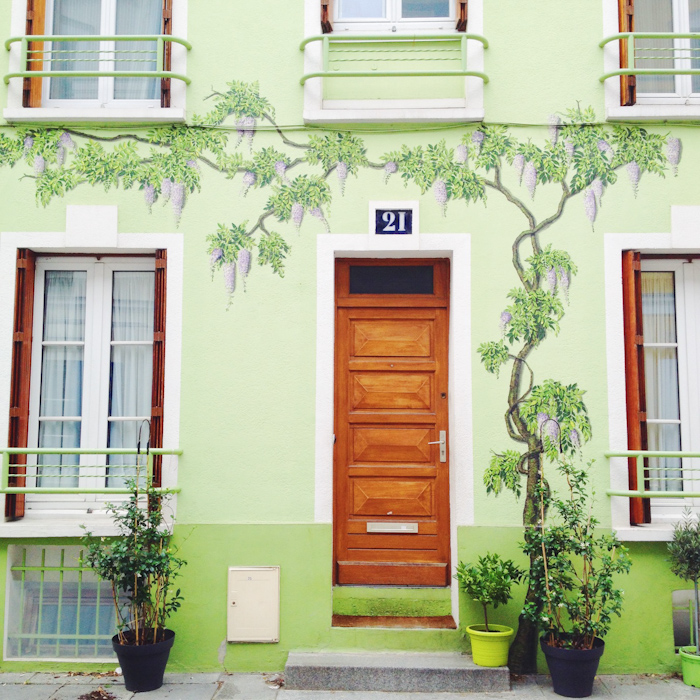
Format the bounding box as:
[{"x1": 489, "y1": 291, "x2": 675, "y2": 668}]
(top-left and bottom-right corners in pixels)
[{"x1": 428, "y1": 430, "x2": 447, "y2": 462}]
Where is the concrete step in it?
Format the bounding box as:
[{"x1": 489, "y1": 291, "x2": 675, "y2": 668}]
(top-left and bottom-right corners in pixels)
[{"x1": 284, "y1": 651, "x2": 510, "y2": 693}]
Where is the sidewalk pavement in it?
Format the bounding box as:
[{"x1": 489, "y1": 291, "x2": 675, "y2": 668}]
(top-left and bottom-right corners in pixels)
[{"x1": 0, "y1": 671, "x2": 697, "y2": 700}]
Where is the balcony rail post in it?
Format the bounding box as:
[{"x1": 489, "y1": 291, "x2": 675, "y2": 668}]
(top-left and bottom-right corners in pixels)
[
  {"x1": 322, "y1": 35, "x2": 329, "y2": 73},
  {"x1": 156, "y1": 36, "x2": 164, "y2": 74},
  {"x1": 636, "y1": 453, "x2": 645, "y2": 497},
  {"x1": 1, "y1": 450, "x2": 8, "y2": 490},
  {"x1": 628, "y1": 33, "x2": 635, "y2": 72},
  {"x1": 461, "y1": 34, "x2": 467, "y2": 72}
]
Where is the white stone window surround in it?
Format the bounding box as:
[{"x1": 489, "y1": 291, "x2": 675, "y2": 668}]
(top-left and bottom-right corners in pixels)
[
  {"x1": 314, "y1": 232, "x2": 473, "y2": 625},
  {"x1": 302, "y1": 0, "x2": 484, "y2": 124},
  {"x1": 3, "y1": 0, "x2": 188, "y2": 124},
  {"x1": 601, "y1": 0, "x2": 700, "y2": 121},
  {"x1": 0, "y1": 205, "x2": 183, "y2": 537},
  {"x1": 605, "y1": 206, "x2": 700, "y2": 542}
]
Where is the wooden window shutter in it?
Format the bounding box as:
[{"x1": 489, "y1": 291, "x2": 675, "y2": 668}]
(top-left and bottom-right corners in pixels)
[
  {"x1": 161, "y1": 0, "x2": 173, "y2": 107},
  {"x1": 321, "y1": 0, "x2": 333, "y2": 34},
  {"x1": 151, "y1": 250, "x2": 167, "y2": 486},
  {"x1": 621, "y1": 251, "x2": 650, "y2": 525},
  {"x1": 618, "y1": 0, "x2": 636, "y2": 106},
  {"x1": 23, "y1": 0, "x2": 46, "y2": 108},
  {"x1": 5, "y1": 250, "x2": 36, "y2": 520},
  {"x1": 456, "y1": 0, "x2": 468, "y2": 32}
]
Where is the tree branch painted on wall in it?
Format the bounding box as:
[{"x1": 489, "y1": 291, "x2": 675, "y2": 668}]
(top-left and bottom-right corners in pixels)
[{"x1": 0, "y1": 84, "x2": 682, "y2": 672}]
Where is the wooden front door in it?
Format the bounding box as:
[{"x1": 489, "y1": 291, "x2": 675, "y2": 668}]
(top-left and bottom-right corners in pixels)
[{"x1": 334, "y1": 259, "x2": 451, "y2": 587}]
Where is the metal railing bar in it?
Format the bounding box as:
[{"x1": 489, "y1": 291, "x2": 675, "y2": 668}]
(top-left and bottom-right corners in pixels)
[
  {"x1": 5, "y1": 35, "x2": 193, "y2": 50},
  {"x1": 300, "y1": 33, "x2": 489, "y2": 49},
  {"x1": 300, "y1": 69, "x2": 488, "y2": 85}
]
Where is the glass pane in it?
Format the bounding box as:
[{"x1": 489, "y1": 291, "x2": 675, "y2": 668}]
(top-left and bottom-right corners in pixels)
[
  {"x1": 39, "y1": 346, "x2": 84, "y2": 417},
  {"x1": 647, "y1": 423, "x2": 682, "y2": 491},
  {"x1": 43, "y1": 271, "x2": 86, "y2": 342},
  {"x1": 641, "y1": 272, "x2": 677, "y2": 343},
  {"x1": 690, "y1": 0, "x2": 700, "y2": 92},
  {"x1": 107, "y1": 419, "x2": 149, "y2": 487},
  {"x1": 49, "y1": 0, "x2": 102, "y2": 100},
  {"x1": 349, "y1": 265, "x2": 434, "y2": 294},
  {"x1": 644, "y1": 347, "x2": 680, "y2": 420},
  {"x1": 635, "y1": 0, "x2": 675, "y2": 94},
  {"x1": 109, "y1": 345, "x2": 153, "y2": 417},
  {"x1": 37, "y1": 420, "x2": 80, "y2": 488},
  {"x1": 402, "y1": 0, "x2": 449, "y2": 18},
  {"x1": 114, "y1": 0, "x2": 162, "y2": 100},
  {"x1": 111, "y1": 271, "x2": 155, "y2": 341},
  {"x1": 338, "y1": 0, "x2": 386, "y2": 19}
]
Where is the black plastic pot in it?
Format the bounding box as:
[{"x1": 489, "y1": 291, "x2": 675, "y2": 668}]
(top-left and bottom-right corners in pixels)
[
  {"x1": 540, "y1": 636, "x2": 605, "y2": 698},
  {"x1": 113, "y1": 629, "x2": 175, "y2": 692}
]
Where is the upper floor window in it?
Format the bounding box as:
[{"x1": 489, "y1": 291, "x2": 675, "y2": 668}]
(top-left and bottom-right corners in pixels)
[{"x1": 334, "y1": 0, "x2": 454, "y2": 32}]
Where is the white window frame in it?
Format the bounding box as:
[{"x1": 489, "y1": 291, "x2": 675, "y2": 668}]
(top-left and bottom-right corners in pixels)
[
  {"x1": 602, "y1": 0, "x2": 700, "y2": 120},
  {"x1": 3, "y1": 0, "x2": 188, "y2": 123},
  {"x1": 333, "y1": 0, "x2": 455, "y2": 33},
  {"x1": 25, "y1": 256, "x2": 155, "y2": 513},
  {"x1": 604, "y1": 206, "x2": 700, "y2": 541},
  {"x1": 302, "y1": 0, "x2": 484, "y2": 124},
  {"x1": 0, "y1": 205, "x2": 183, "y2": 537}
]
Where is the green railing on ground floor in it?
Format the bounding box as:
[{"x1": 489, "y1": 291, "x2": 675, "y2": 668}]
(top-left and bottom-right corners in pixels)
[
  {"x1": 606, "y1": 450, "x2": 700, "y2": 498},
  {"x1": 0, "y1": 447, "x2": 181, "y2": 495},
  {"x1": 299, "y1": 33, "x2": 488, "y2": 85},
  {"x1": 600, "y1": 32, "x2": 700, "y2": 82},
  {"x1": 4, "y1": 34, "x2": 192, "y2": 85}
]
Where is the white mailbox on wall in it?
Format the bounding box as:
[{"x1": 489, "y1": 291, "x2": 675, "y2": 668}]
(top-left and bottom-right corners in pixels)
[{"x1": 227, "y1": 566, "x2": 280, "y2": 643}]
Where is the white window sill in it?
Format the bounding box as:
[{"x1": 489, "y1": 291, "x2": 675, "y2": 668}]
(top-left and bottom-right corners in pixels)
[
  {"x1": 0, "y1": 513, "x2": 121, "y2": 538},
  {"x1": 304, "y1": 103, "x2": 484, "y2": 124},
  {"x1": 3, "y1": 107, "x2": 186, "y2": 124},
  {"x1": 606, "y1": 105, "x2": 700, "y2": 121},
  {"x1": 614, "y1": 524, "x2": 676, "y2": 542}
]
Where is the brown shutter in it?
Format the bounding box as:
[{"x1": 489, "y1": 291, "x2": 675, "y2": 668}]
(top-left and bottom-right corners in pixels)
[
  {"x1": 321, "y1": 0, "x2": 333, "y2": 34},
  {"x1": 456, "y1": 0, "x2": 468, "y2": 32},
  {"x1": 618, "y1": 0, "x2": 636, "y2": 106},
  {"x1": 5, "y1": 250, "x2": 36, "y2": 520},
  {"x1": 150, "y1": 250, "x2": 167, "y2": 486},
  {"x1": 23, "y1": 0, "x2": 46, "y2": 108},
  {"x1": 621, "y1": 251, "x2": 650, "y2": 525},
  {"x1": 161, "y1": 0, "x2": 173, "y2": 107}
]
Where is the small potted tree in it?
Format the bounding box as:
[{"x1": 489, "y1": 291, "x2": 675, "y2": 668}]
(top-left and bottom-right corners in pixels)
[
  {"x1": 454, "y1": 553, "x2": 524, "y2": 667},
  {"x1": 668, "y1": 509, "x2": 700, "y2": 688},
  {"x1": 522, "y1": 458, "x2": 631, "y2": 698},
  {"x1": 81, "y1": 463, "x2": 185, "y2": 692}
]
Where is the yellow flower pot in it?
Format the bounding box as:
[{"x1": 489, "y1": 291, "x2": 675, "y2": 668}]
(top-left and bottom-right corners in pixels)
[{"x1": 466, "y1": 624, "x2": 514, "y2": 667}]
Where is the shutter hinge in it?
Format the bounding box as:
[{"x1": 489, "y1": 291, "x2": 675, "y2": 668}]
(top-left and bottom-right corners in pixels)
[
  {"x1": 155, "y1": 258, "x2": 166, "y2": 268},
  {"x1": 26, "y1": 9, "x2": 34, "y2": 21},
  {"x1": 634, "y1": 334, "x2": 643, "y2": 345},
  {"x1": 623, "y1": 1, "x2": 633, "y2": 15},
  {"x1": 153, "y1": 331, "x2": 165, "y2": 342},
  {"x1": 163, "y1": 8, "x2": 172, "y2": 19},
  {"x1": 16, "y1": 258, "x2": 28, "y2": 269},
  {"x1": 9, "y1": 407, "x2": 21, "y2": 418},
  {"x1": 151, "y1": 407, "x2": 164, "y2": 417},
  {"x1": 632, "y1": 259, "x2": 641, "y2": 271},
  {"x1": 13, "y1": 332, "x2": 24, "y2": 342},
  {"x1": 638, "y1": 411, "x2": 646, "y2": 422}
]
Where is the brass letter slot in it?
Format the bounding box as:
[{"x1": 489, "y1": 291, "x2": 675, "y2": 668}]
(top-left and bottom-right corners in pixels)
[{"x1": 367, "y1": 522, "x2": 418, "y2": 534}]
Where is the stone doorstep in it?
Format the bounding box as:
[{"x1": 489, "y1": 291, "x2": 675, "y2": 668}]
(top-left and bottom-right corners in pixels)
[{"x1": 284, "y1": 652, "x2": 510, "y2": 693}]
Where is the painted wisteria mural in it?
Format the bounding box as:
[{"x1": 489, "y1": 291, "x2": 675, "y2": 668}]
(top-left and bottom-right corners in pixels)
[{"x1": 0, "y1": 83, "x2": 682, "y2": 672}]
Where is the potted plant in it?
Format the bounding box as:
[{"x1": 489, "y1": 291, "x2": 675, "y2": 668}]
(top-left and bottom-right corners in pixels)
[
  {"x1": 81, "y1": 471, "x2": 185, "y2": 692},
  {"x1": 668, "y1": 508, "x2": 700, "y2": 688},
  {"x1": 454, "y1": 553, "x2": 524, "y2": 667},
  {"x1": 522, "y1": 458, "x2": 631, "y2": 698}
]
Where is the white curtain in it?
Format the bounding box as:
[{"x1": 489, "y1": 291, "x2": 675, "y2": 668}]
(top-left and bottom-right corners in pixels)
[
  {"x1": 107, "y1": 271, "x2": 154, "y2": 486},
  {"x1": 38, "y1": 271, "x2": 86, "y2": 488},
  {"x1": 338, "y1": 0, "x2": 386, "y2": 19},
  {"x1": 401, "y1": 0, "x2": 449, "y2": 18},
  {"x1": 642, "y1": 272, "x2": 683, "y2": 491},
  {"x1": 635, "y1": 0, "x2": 676, "y2": 94},
  {"x1": 690, "y1": 0, "x2": 700, "y2": 92},
  {"x1": 49, "y1": 0, "x2": 101, "y2": 100},
  {"x1": 114, "y1": 0, "x2": 162, "y2": 101}
]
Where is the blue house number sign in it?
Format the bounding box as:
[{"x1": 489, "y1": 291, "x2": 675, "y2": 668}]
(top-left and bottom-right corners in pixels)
[{"x1": 375, "y1": 209, "x2": 413, "y2": 235}]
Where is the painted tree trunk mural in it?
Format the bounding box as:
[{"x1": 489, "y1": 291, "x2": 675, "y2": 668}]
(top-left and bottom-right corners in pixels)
[{"x1": 0, "y1": 85, "x2": 681, "y2": 672}]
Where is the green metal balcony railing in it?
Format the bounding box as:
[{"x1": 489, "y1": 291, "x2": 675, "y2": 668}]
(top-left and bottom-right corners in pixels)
[
  {"x1": 0, "y1": 448, "x2": 182, "y2": 495},
  {"x1": 299, "y1": 33, "x2": 488, "y2": 85},
  {"x1": 606, "y1": 450, "x2": 700, "y2": 498},
  {"x1": 600, "y1": 32, "x2": 700, "y2": 82},
  {"x1": 4, "y1": 35, "x2": 192, "y2": 85}
]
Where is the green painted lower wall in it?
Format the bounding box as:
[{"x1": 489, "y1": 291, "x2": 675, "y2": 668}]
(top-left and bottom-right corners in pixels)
[
  {"x1": 332, "y1": 585, "x2": 451, "y2": 617},
  {"x1": 0, "y1": 525, "x2": 685, "y2": 675}
]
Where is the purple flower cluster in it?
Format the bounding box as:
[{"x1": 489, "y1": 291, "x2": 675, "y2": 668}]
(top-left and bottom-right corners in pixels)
[
  {"x1": 597, "y1": 140, "x2": 613, "y2": 158},
  {"x1": 499, "y1": 310, "x2": 512, "y2": 335},
  {"x1": 59, "y1": 132, "x2": 75, "y2": 150},
  {"x1": 238, "y1": 249, "x2": 251, "y2": 289},
  {"x1": 243, "y1": 116, "x2": 256, "y2": 152},
  {"x1": 667, "y1": 137, "x2": 681, "y2": 176},
  {"x1": 311, "y1": 206, "x2": 330, "y2": 232},
  {"x1": 241, "y1": 170, "x2": 256, "y2": 197},
  {"x1": 291, "y1": 202, "x2": 304, "y2": 231},
  {"x1": 548, "y1": 114, "x2": 561, "y2": 145},
  {"x1": 513, "y1": 153, "x2": 525, "y2": 184},
  {"x1": 524, "y1": 161, "x2": 537, "y2": 200},
  {"x1": 455, "y1": 144, "x2": 468, "y2": 165},
  {"x1": 433, "y1": 179, "x2": 447, "y2": 215},
  {"x1": 627, "y1": 160, "x2": 640, "y2": 197},
  {"x1": 23, "y1": 135, "x2": 34, "y2": 155},
  {"x1": 33, "y1": 154, "x2": 45, "y2": 175},
  {"x1": 383, "y1": 161, "x2": 398, "y2": 183},
  {"x1": 546, "y1": 266, "x2": 557, "y2": 295},
  {"x1": 336, "y1": 161, "x2": 348, "y2": 195},
  {"x1": 584, "y1": 187, "x2": 597, "y2": 226},
  {"x1": 471, "y1": 130, "x2": 485, "y2": 152},
  {"x1": 564, "y1": 139, "x2": 575, "y2": 160},
  {"x1": 558, "y1": 266, "x2": 570, "y2": 303},
  {"x1": 171, "y1": 182, "x2": 185, "y2": 222},
  {"x1": 275, "y1": 160, "x2": 288, "y2": 182},
  {"x1": 161, "y1": 177, "x2": 172, "y2": 203},
  {"x1": 223, "y1": 261, "x2": 236, "y2": 296},
  {"x1": 143, "y1": 184, "x2": 155, "y2": 211}
]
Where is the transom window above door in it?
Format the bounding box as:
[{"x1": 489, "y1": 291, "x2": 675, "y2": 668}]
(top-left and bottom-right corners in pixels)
[{"x1": 334, "y1": 0, "x2": 455, "y2": 31}]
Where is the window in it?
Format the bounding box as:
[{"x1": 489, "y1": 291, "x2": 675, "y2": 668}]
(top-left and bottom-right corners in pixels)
[
  {"x1": 5, "y1": 546, "x2": 120, "y2": 660},
  {"x1": 622, "y1": 253, "x2": 700, "y2": 524},
  {"x1": 5, "y1": 251, "x2": 167, "y2": 520},
  {"x1": 333, "y1": 0, "x2": 457, "y2": 32}
]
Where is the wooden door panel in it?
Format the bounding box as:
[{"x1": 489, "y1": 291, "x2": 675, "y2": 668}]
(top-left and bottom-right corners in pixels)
[
  {"x1": 334, "y1": 259, "x2": 450, "y2": 587},
  {"x1": 352, "y1": 319, "x2": 432, "y2": 358},
  {"x1": 351, "y1": 478, "x2": 433, "y2": 516},
  {"x1": 352, "y1": 427, "x2": 432, "y2": 463},
  {"x1": 351, "y1": 373, "x2": 433, "y2": 411}
]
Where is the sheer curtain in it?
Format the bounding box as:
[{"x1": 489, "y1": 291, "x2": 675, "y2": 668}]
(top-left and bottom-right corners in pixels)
[
  {"x1": 114, "y1": 0, "x2": 162, "y2": 101},
  {"x1": 38, "y1": 271, "x2": 86, "y2": 488},
  {"x1": 642, "y1": 272, "x2": 683, "y2": 491},
  {"x1": 401, "y1": 0, "x2": 449, "y2": 18},
  {"x1": 338, "y1": 0, "x2": 386, "y2": 19},
  {"x1": 49, "y1": 0, "x2": 101, "y2": 100},
  {"x1": 107, "y1": 272, "x2": 154, "y2": 487},
  {"x1": 690, "y1": 0, "x2": 700, "y2": 92},
  {"x1": 635, "y1": 0, "x2": 676, "y2": 94}
]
